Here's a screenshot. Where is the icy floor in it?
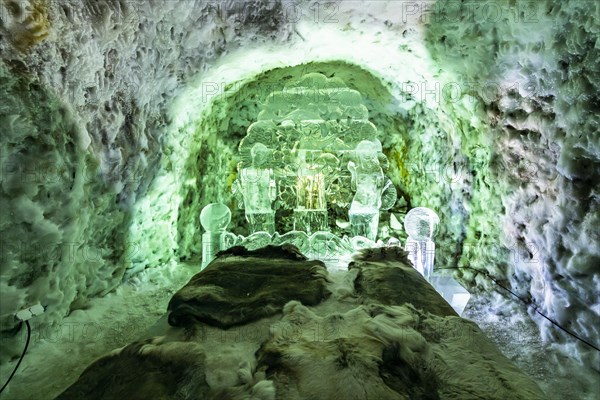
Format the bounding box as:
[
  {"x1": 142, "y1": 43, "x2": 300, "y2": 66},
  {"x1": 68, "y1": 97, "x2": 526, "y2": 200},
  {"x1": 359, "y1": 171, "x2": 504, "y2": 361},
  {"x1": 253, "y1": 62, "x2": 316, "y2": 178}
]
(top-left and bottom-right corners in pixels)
[
  {"x1": 462, "y1": 296, "x2": 600, "y2": 400},
  {"x1": 0, "y1": 261, "x2": 196, "y2": 400},
  {"x1": 1, "y1": 262, "x2": 598, "y2": 400}
]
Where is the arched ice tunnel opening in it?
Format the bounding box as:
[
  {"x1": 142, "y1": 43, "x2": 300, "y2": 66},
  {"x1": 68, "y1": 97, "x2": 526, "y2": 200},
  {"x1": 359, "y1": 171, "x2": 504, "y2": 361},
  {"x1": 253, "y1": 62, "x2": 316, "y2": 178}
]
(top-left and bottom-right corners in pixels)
[{"x1": 0, "y1": 1, "x2": 598, "y2": 399}]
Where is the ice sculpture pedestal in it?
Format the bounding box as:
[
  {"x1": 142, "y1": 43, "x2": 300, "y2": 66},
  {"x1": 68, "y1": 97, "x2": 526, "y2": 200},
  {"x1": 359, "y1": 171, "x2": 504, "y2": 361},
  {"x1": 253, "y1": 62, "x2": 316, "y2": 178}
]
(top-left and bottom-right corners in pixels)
[
  {"x1": 429, "y1": 271, "x2": 471, "y2": 315},
  {"x1": 202, "y1": 232, "x2": 224, "y2": 269},
  {"x1": 200, "y1": 203, "x2": 232, "y2": 270},
  {"x1": 405, "y1": 238, "x2": 435, "y2": 281},
  {"x1": 404, "y1": 207, "x2": 440, "y2": 281}
]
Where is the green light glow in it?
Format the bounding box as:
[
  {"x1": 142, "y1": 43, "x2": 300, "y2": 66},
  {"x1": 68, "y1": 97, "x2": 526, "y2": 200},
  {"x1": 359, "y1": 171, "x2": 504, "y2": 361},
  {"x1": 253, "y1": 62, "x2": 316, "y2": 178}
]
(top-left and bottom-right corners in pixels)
[{"x1": 129, "y1": 33, "x2": 503, "y2": 282}]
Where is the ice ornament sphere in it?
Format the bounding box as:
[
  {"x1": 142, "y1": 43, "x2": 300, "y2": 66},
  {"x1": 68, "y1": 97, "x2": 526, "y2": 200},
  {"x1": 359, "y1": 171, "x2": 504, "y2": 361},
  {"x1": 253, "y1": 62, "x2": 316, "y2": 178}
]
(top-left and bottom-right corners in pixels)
[
  {"x1": 404, "y1": 207, "x2": 439, "y2": 241},
  {"x1": 200, "y1": 203, "x2": 231, "y2": 232}
]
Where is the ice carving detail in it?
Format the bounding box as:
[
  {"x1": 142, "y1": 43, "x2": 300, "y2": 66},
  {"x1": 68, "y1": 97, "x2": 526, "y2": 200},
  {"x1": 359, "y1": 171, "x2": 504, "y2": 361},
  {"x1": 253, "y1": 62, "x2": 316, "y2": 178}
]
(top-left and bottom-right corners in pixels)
[
  {"x1": 347, "y1": 140, "x2": 393, "y2": 241},
  {"x1": 233, "y1": 143, "x2": 277, "y2": 234},
  {"x1": 404, "y1": 207, "x2": 439, "y2": 280},
  {"x1": 232, "y1": 73, "x2": 399, "y2": 243}
]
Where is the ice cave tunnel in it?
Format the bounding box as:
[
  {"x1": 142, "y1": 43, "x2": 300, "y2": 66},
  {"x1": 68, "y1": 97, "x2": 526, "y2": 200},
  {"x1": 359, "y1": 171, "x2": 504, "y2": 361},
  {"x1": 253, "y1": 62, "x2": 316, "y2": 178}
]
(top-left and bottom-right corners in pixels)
[{"x1": 0, "y1": 1, "x2": 599, "y2": 399}]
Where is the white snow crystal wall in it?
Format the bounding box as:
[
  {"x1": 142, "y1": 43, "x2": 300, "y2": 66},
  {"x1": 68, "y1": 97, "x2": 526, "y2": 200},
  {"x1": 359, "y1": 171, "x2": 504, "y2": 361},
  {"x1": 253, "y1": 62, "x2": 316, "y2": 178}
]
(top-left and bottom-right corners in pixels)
[
  {"x1": 0, "y1": 0, "x2": 598, "y2": 369},
  {"x1": 425, "y1": 0, "x2": 600, "y2": 367},
  {"x1": 0, "y1": 0, "x2": 293, "y2": 361}
]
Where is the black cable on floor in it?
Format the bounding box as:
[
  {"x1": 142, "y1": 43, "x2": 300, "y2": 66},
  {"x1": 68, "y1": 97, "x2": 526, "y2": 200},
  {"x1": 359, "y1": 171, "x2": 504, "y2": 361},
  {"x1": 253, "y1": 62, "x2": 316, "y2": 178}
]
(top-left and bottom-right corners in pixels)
[
  {"x1": 0, "y1": 320, "x2": 31, "y2": 396},
  {"x1": 437, "y1": 266, "x2": 600, "y2": 353}
]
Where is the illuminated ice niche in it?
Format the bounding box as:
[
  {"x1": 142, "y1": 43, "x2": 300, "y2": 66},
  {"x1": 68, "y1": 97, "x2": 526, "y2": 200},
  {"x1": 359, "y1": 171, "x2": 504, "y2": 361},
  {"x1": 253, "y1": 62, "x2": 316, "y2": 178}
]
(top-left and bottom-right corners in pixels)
[
  {"x1": 232, "y1": 73, "x2": 396, "y2": 242},
  {"x1": 294, "y1": 149, "x2": 328, "y2": 234}
]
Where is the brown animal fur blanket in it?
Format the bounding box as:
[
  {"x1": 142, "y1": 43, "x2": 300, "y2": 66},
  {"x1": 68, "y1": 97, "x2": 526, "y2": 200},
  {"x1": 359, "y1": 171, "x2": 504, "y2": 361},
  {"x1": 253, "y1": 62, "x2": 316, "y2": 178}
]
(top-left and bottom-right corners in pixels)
[{"x1": 57, "y1": 245, "x2": 546, "y2": 400}]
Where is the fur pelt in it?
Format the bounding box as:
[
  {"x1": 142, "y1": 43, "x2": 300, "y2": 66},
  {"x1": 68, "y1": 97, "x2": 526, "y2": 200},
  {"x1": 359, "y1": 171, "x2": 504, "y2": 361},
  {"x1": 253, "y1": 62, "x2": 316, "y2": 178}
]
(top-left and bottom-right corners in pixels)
[
  {"x1": 256, "y1": 301, "x2": 545, "y2": 400},
  {"x1": 168, "y1": 245, "x2": 330, "y2": 328},
  {"x1": 215, "y1": 244, "x2": 308, "y2": 261},
  {"x1": 350, "y1": 248, "x2": 458, "y2": 317},
  {"x1": 352, "y1": 246, "x2": 412, "y2": 264},
  {"x1": 58, "y1": 246, "x2": 545, "y2": 400},
  {"x1": 55, "y1": 336, "x2": 275, "y2": 400}
]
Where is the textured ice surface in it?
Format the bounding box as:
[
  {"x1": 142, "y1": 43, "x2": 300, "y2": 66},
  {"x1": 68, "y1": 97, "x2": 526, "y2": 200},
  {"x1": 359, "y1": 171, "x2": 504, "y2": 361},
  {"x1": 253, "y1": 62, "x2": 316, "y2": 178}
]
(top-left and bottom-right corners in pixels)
[
  {"x1": 429, "y1": 272, "x2": 471, "y2": 315},
  {"x1": 233, "y1": 143, "x2": 276, "y2": 234},
  {"x1": 0, "y1": 0, "x2": 293, "y2": 361},
  {"x1": 425, "y1": 0, "x2": 600, "y2": 370}
]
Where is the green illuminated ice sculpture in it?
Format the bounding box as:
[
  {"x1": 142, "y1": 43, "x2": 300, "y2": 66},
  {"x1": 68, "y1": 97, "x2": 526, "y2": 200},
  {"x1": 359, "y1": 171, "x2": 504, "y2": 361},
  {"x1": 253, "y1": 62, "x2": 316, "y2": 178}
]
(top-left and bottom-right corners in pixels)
[
  {"x1": 233, "y1": 143, "x2": 277, "y2": 234},
  {"x1": 347, "y1": 139, "x2": 396, "y2": 241},
  {"x1": 229, "y1": 73, "x2": 398, "y2": 261}
]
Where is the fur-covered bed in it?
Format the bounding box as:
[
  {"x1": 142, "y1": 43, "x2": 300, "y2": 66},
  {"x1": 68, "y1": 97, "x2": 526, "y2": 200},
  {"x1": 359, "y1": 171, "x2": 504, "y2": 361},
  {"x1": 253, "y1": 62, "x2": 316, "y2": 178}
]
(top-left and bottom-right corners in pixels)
[{"x1": 57, "y1": 245, "x2": 545, "y2": 400}]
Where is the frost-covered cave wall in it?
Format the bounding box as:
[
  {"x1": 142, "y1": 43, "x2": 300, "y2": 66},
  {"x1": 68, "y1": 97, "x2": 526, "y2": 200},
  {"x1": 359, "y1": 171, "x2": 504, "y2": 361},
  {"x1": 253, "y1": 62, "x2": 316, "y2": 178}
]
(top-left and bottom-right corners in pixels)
[
  {"x1": 1, "y1": 0, "x2": 598, "y2": 370},
  {"x1": 425, "y1": 0, "x2": 600, "y2": 366},
  {"x1": 0, "y1": 0, "x2": 292, "y2": 360}
]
